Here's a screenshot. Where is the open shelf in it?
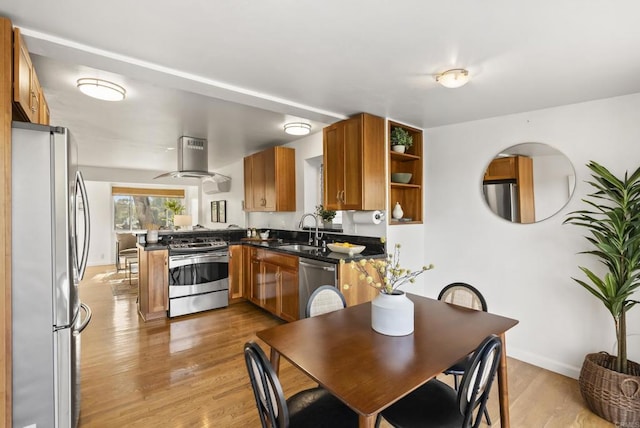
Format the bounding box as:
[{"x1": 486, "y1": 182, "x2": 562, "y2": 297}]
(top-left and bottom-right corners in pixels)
[{"x1": 388, "y1": 120, "x2": 423, "y2": 225}]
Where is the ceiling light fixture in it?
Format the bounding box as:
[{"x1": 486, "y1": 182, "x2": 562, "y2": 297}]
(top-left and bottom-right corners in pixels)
[
  {"x1": 77, "y1": 78, "x2": 126, "y2": 101},
  {"x1": 284, "y1": 122, "x2": 311, "y2": 136},
  {"x1": 435, "y1": 69, "x2": 470, "y2": 89}
]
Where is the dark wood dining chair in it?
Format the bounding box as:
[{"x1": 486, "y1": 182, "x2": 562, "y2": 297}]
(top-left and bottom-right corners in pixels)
[
  {"x1": 438, "y1": 282, "x2": 492, "y2": 425},
  {"x1": 243, "y1": 341, "x2": 358, "y2": 428},
  {"x1": 305, "y1": 285, "x2": 347, "y2": 318},
  {"x1": 376, "y1": 334, "x2": 502, "y2": 428}
]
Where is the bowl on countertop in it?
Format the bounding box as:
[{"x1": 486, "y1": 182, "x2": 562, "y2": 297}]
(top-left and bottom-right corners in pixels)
[
  {"x1": 327, "y1": 243, "x2": 366, "y2": 255},
  {"x1": 259, "y1": 231, "x2": 270, "y2": 240},
  {"x1": 391, "y1": 173, "x2": 412, "y2": 184}
]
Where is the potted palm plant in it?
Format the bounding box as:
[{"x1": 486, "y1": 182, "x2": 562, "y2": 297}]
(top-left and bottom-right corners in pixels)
[{"x1": 564, "y1": 161, "x2": 640, "y2": 424}]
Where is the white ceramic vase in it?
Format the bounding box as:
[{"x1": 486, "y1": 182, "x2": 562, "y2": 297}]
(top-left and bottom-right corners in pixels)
[
  {"x1": 371, "y1": 291, "x2": 414, "y2": 336},
  {"x1": 391, "y1": 145, "x2": 406, "y2": 153},
  {"x1": 392, "y1": 202, "x2": 404, "y2": 219},
  {"x1": 147, "y1": 230, "x2": 158, "y2": 244}
]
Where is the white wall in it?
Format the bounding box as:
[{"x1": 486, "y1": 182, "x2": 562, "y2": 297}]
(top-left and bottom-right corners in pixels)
[
  {"x1": 84, "y1": 181, "x2": 113, "y2": 266},
  {"x1": 531, "y1": 153, "x2": 575, "y2": 221},
  {"x1": 423, "y1": 92, "x2": 640, "y2": 378},
  {"x1": 200, "y1": 159, "x2": 246, "y2": 229}
]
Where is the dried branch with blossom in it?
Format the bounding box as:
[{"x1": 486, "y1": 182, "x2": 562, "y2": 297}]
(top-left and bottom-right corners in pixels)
[{"x1": 340, "y1": 243, "x2": 434, "y2": 294}]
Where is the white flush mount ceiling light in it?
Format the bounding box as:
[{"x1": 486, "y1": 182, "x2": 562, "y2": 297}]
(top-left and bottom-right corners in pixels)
[
  {"x1": 76, "y1": 78, "x2": 126, "y2": 101},
  {"x1": 435, "y1": 69, "x2": 470, "y2": 89},
  {"x1": 284, "y1": 122, "x2": 311, "y2": 136}
]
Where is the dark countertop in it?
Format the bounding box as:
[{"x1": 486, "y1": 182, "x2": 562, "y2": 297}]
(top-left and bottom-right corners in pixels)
[
  {"x1": 236, "y1": 239, "x2": 386, "y2": 263},
  {"x1": 137, "y1": 229, "x2": 386, "y2": 264}
]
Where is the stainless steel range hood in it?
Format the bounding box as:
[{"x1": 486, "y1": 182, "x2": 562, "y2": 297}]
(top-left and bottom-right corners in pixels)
[{"x1": 154, "y1": 136, "x2": 230, "y2": 180}]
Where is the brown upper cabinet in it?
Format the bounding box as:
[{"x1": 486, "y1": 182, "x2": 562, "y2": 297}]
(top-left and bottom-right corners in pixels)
[
  {"x1": 12, "y1": 27, "x2": 48, "y2": 125},
  {"x1": 484, "y1": 155, "x2": 535, "y2": 223},
  {"x1": 388, "y1": 121, "x2": 423, "y2": 225},
  {"x1": 323, "y1": 113, "x2": 385, "y2": 211},
  {"x1": 243, "y1": 146, "x2": 296, "y2": 212}
]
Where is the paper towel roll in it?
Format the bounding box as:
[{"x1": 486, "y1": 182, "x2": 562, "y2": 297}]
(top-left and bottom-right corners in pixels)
[{"x1": 353, "y1": 210, "x2": 384, "y2": 225}]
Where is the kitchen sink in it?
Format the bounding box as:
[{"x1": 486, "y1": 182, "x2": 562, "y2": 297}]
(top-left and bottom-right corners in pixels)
[{"x1": 278, "y1": 244, "x2": 323, "y2": 253}]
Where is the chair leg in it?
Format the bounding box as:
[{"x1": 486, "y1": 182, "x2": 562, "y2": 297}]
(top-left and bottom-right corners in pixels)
[
  {"x1": 374, "y1": 414, "x2": 382, "y2": 428},
  {"x1": 484, "y1": 407, "x2": 492, "y2": 425},
  {"x1": 453, "y1": 373, "x2": 460, "y2": 390}
]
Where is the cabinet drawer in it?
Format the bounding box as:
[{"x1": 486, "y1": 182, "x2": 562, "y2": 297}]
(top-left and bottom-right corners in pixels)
[{"x1": 260, "y1": 251, "x2": 298, "y2": 269}]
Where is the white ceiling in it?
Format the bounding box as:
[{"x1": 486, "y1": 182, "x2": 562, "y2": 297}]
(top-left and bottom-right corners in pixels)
[{"x1": 3, "y1": 1, "x2": 640, "y2": 173}]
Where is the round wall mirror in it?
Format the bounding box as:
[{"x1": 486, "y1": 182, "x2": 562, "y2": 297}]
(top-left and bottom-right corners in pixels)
[{"x1": 482, "y1": 142, "x2": 575, "y2": 224}]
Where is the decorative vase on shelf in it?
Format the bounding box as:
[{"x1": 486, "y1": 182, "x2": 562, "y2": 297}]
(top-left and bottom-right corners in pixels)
[
  {"x1": 371, "y1": 291, "x2": 414, "y2": 336},
  {"x1": 392, "y1": 202, "x2": 404, "y2": 219},
  {"x1": 391, "y1": 145, "x2": 406, "y2": 153}
]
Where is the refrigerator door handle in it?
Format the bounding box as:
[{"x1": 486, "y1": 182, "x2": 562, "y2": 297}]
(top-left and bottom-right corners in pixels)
[
  {"x1": 78, "y1": 302, "x2": 92, "y2": 333},
  {"x1": 76, "y1": 171, "x2": 91, "y2": 281}
]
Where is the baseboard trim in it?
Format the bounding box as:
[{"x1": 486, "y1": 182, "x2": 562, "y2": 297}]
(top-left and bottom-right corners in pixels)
[{"x1": 508, "y1": 345, "x2": 581, "y2": 379}]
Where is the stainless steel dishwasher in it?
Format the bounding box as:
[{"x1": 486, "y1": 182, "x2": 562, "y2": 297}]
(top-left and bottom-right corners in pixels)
[{"x1": 298, "y1": 258, "x2": 337, "y2": 318}]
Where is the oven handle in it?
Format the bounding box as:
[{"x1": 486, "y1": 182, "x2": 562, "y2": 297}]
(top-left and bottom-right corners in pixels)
[{"x1": 169, "y1": 252, "x2": 228, "y2": 269}]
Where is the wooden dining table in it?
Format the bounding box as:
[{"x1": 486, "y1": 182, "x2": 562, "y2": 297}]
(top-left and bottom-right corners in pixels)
[{"x1": 256, "y1": 293, "x2": 519, "y2": 428}]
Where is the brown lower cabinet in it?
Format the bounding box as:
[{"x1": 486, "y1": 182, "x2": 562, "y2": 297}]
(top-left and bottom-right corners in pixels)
[
  {"x1": 246, "y1": 247, "x2": 299, "y2": 322},
  {"x1": 137, "y1": 247, "x2": 168, "y2": 321},
  {"x1": 238, "y1": 245, "x2": 378, "y2": 320},
  {"x1": 228, "y1": 244, "x2": 244, "y2": 300},
  {"x1": 337, "y1": 260, "x2": 379, "y2": 307}
]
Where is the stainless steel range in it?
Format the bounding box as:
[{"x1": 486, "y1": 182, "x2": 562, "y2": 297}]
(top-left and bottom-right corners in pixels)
[{"x1": 167, "y1": 237, "x2": 229, "y2": 317}]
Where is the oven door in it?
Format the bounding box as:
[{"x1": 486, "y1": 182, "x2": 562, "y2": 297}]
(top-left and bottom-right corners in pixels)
[{"x1": 168, "y1": 251, "x2": 229, "y2": 298}]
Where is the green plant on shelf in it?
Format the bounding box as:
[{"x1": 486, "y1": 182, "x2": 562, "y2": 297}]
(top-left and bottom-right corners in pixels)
[{"x1": 390, "y1": 127, "x2": 413, "y2": 148}]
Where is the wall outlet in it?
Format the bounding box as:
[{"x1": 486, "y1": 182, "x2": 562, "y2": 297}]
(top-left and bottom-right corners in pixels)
[{"x1": 24, "y1": 424, "x2": 37, "y2": 428}]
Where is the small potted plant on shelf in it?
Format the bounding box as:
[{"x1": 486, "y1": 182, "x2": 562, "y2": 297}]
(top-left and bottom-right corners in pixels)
[
  {"x1": 390, "y1": 127, "x2": 413, "y2": 153},
  {"x1": 316, "y1": 204, "x2": 336, "y2": 225},
  {"x1": 564, "y1": 161, "x2": 640, "y2": 424}
]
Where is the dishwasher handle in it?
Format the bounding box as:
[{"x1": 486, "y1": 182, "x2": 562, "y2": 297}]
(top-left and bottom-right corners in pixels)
[{"x1": 299, "y1": 260, "x2": 336, "y2": 272}]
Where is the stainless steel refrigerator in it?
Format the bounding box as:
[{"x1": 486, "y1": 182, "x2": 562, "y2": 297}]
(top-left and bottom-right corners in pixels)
[
  {"x1": 483, "y1": 181, "x2": 519, "y2": 222},
  {"x1": 11, "y1": 122, "x2": 92, "y2": 428}
]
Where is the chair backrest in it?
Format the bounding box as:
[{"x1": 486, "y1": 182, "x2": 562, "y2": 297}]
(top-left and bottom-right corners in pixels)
[
  {"x1": 458, "y1": 334, "x2": 502, "y2": 428},
  {"x1": 305, "y1": 285, "x2": 347, "y2": 318},
  {"x1": 244, "y1": 341, "x2": 289, "y2": 428},
  {"x1": 438, "y1": 282, "x2": 488, "y2": 312},
  {"x1": 116, "y1": 233, "x2": 137, "y2": 252}
]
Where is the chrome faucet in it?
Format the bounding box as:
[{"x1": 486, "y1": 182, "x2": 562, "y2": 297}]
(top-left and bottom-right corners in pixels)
[{"x1": 299, "y1": 213, "x2": 321, "y2": 246}]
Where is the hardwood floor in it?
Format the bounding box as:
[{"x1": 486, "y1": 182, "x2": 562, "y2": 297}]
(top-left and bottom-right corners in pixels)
[{"x1": 79, "y1": 265, "x2": 613, "y2": 427}]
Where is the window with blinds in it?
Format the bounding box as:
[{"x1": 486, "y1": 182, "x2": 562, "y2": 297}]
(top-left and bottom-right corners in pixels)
[{"x1": 112, "y1": 187, "x2": 185, "y2": 231}]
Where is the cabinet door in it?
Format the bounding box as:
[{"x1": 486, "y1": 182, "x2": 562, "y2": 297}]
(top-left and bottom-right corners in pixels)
[
  {"x1": 38, "y1": 86, "x2": 50, "y2": 125},
  {"x1": 243, "y1": 156, "x2": 254, "y2": 211},
  {"x1": 13, "y1": 28, "x2": 35, "y2": 122},
  {"x1": 249, "y1": 256, "x2": 261, "y2": 305},
  {"x1": 337, "y1": 261, "x2": 378, "y2": 307},
  {"x1": 278, "y1": 265, "x2": 299, "y2": 322},
  {"x1": 242, "y1": 245, "x2": 252, "y2": 299},
  {"x1": 262, "y1": 147, "x2": 277, "y2": 211},
  {"x1": 148, "y1": 250, "x2": 168, "y2": 314},
  {"x1": 251, "y1": 151, "x2": 267, "y2": 209},
  {"x1": 323, "y1": 123, "x2": 345, "y2": 210},
  {"x1": 484, "y1": 157, "x2": 516, "y2": 181},
  {"x1": 341, "y1": 116, "x2": 364, "y2": 210},
  {"x1": 261, "y1": 261, "x2": 279, "y2": 314},
  {"x1": 228, "y1": 245, "x2": 243, "y2": 299}
]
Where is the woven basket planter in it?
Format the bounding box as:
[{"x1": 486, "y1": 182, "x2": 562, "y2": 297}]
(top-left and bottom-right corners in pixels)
[{"x1": 578, "y1": 352, "x2": 640, "y2": 425}]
